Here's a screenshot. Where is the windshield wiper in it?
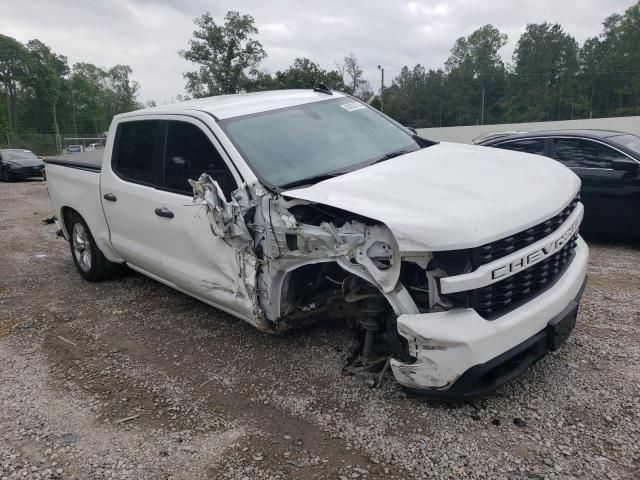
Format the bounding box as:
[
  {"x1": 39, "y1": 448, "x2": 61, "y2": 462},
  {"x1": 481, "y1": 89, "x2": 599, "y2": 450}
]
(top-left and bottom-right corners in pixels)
[
  {"x1": 371, "y1": 147, "x2": 417, "y2": 165},
  {"x1": 279, "y1": 147, "x2": 418, "y2": 190},
  {"x1": 279, "y1": 171, "x2": 347, "y2": 190}
]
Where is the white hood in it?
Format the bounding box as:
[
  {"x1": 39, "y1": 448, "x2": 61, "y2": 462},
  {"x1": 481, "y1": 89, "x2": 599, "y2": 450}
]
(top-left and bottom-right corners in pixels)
[{"x1": 283, "y1": 142, "x2": 581, "y2": 252}]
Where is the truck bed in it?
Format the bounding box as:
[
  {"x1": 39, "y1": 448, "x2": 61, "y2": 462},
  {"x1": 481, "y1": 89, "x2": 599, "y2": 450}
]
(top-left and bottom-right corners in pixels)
[
  {"x1": 44, "y1": 152, "x2": 118, "y2": 263},
  {"x1": 44, "y1": 150, "x2": 103, "y2": 171}
]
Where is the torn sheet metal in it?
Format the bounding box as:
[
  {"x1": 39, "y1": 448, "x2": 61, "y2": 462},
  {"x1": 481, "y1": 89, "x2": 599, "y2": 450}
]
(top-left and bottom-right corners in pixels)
[
  {"x1": 189, "y1": 173, "x2": 253, "y2": 246},
  {"x1": 189, "y1": 174, "x2": 268, "y2": 330},
  {"x1": 255, "y1": 195, "x2": 405, "y2": 322},
  {"x1": 190, "y1": 173, "x2": 412, "y2": 329}
]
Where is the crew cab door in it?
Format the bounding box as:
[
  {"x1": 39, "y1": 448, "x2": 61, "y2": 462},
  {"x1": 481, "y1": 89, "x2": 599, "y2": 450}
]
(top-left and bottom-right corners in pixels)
[
  {"x1": 100, "y1": 120, "x2": 167, "y2": 278},
  {"x1": 550, "y1": 137, "x2": 639, "y2": 235},
  {"x1": 151, "y1": 118, "x2": 256, "y2": 322}
]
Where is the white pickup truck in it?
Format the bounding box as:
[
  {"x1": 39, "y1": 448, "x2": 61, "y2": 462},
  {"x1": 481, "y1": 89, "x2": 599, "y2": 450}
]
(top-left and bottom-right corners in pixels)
[{"x1": 45, "y1": 88, "x2": 588, "y2": 399}]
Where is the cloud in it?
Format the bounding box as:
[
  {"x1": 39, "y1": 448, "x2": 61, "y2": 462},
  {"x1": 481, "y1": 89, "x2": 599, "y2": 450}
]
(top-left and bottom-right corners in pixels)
[{"x1": 0, "y1": 0, "x2": 636, "y2": 102}]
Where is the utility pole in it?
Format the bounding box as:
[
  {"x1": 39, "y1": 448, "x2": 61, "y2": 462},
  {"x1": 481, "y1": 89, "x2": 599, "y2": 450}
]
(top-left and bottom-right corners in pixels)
[
  {"x1": 475, "y1": 72, "x2": 485, "y2": 125},
  {"x1": 71, "y1": 88, "x2": 78, "y2": 138},
  {"x1": 377, "y1": 65, "x2": 384, "y2": 113},
  {"x1": 481, "y1": 85, "x2": 485, "y2": 125}
]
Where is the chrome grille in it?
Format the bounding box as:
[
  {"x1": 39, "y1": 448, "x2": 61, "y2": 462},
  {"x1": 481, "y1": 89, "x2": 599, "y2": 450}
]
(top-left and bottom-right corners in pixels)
[
  {"x1": 470, "y1": 194, "x2": 580, "y2": 269},
  {"x1": 438, "y1": 194, "x2": 581, "y2": 319},
  {"x1": 464, "y1": 234, "x2": 578, "y2": 318}
]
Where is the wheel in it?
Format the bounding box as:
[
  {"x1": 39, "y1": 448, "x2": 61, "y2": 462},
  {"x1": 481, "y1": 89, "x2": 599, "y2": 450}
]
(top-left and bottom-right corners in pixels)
[
  {"x1": 1, "y1": 167, "x2": 12, "y2": 182},
  {"x1": 68, "y1": 212, "x2": 118, "y2": 281}
]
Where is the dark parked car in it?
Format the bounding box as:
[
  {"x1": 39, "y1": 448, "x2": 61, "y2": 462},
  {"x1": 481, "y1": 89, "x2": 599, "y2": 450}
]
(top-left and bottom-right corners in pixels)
[
  {"x1": 0, "y1": 149, "x2": 46, "y2": 181},
  {"x1": 478, "y1": 130, "x2": 640, "y2": 237}
]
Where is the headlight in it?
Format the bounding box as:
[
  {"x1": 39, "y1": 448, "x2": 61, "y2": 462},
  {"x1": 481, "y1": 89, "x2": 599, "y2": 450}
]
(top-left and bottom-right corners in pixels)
[{"x1": 8, "y1": 164, "x2": 22, "y2": 170}]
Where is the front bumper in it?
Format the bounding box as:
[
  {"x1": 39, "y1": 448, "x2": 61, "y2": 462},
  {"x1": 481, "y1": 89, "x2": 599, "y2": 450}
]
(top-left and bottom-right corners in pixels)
[
  {"x1": 8, "y1": 166, "x2": 45, "y2": 179},
  {"x1": 390, "y1": 236, "x2": 589, "y2": 399}
]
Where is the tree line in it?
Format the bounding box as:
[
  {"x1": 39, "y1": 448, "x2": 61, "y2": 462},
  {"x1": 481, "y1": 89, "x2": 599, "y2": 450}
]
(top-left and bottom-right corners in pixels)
[
  {"x1": 382, "y1": 2, "x2": 640, "y2": 128},
  {"x1": 0, "y1": 34, "x2": 141, "y2": 151},
  {"x1": 178, "y1": 11, "x2": 372, "y2": 100},
  {"x1": 180, "y1": 2, "x2": 640, "y2": 127}
]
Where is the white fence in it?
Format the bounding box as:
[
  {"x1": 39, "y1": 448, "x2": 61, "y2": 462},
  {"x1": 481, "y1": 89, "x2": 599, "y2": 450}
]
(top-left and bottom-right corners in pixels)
[{"x1": 417, "y1": 116, "x2": 640, "y2": 144}]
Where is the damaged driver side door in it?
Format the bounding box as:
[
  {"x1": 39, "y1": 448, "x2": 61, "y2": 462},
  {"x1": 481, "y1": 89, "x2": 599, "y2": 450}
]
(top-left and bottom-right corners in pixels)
[{"x1": 152, "y1": 117, "x2": 258, "y2": 324}]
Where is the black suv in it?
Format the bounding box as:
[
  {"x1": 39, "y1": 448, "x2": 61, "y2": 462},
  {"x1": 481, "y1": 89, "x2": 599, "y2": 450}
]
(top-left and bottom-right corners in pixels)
[{"x1": 478, "y1": 130, "x2": 640, "y2": 238}]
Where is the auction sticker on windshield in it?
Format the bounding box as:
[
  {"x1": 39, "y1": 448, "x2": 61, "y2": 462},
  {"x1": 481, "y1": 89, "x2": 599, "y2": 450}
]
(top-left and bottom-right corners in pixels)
[{"x1": 340, "y1": 102, "x2": 367, "y2": 112}]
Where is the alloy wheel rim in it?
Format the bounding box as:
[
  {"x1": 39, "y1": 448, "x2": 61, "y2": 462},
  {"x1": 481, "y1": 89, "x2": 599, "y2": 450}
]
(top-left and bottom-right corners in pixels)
[{"x1": 72, "y1": 223, "x2": 92, "y2": 271}]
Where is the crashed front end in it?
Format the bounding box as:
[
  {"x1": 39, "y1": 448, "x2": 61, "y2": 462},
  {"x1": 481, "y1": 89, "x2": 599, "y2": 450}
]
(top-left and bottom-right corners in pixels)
[{"x1": 190, "y1": 174, "x2": 588, "y2": 399}]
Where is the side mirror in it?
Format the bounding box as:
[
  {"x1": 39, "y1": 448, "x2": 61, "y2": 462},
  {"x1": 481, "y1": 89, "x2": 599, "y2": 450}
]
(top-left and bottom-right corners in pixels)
[{"x1": 611, "y1": 158, "x2": 639, "y2": 172}]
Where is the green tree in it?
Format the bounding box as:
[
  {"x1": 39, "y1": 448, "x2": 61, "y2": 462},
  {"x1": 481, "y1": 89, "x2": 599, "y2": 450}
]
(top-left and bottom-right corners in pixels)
[
  {"x1": 341, "y1": 53, "x2": 365, "y2": 96},
  {"x1": 105, "y1": 65, "x2": 140, "y2": 115},
  {"x1": 581, "y1": 3, "x2": 640, "y2": 117},
  {"x1": 383, "y1": 65, "x2": 446, "y2": 127},
  {"x1": 69, "y1": 62, "x2": 109, "y2": 133},
  {"x1": 24, "y1": 39, "x2": 69, "y2": 150},
  {"x1": 444, "y1": 25, "x2": 508, "y2": 125},
  {"x1": 180, "y1": 11, "x2": 267, "y2": 97},
  {"x1": 0, "y1": 34, "x2": 28, "y2": 134},
  {"x1": 508, "y1": 23, "x2": 580, "y2": 121},
  {"x1": 277, "y1": 58, "x2": 345, "y2": 90},
  {"x1": 247, "y1": 57, "x2": 347, "y2": 92},
  {"x1": 0, "y1": 33, "x2": 142, "y2": 152}
]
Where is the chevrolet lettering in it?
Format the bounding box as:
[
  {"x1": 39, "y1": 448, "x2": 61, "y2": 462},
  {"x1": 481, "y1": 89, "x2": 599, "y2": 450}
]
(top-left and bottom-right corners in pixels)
[{"x1": 491, "y1": 212, "x2": 582, "y2": 280}]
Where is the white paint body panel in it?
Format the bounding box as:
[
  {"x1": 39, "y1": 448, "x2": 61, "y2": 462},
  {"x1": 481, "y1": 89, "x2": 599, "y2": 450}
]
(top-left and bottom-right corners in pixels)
[
  {"x1": 391, "y1": 237, "x2": 589, "y2": 389},
  {"x1": 152, "y1": 188, "x2": 257, "y2": 324},
  {"x1": 283, "y1": 142, "x2": 581, "y2": 252},
  {"x1": 44, "y1": 163, "x2": 122, "y2": 263}
]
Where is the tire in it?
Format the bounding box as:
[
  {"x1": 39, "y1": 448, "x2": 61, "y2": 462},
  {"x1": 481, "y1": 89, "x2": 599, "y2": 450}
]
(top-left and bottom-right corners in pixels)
[
  {"x1": 1, "y1": 167, "x2": 12, "y2": 182},
  {"x1": 68, "y1": 212, "x2": 118, "y2": 281}
]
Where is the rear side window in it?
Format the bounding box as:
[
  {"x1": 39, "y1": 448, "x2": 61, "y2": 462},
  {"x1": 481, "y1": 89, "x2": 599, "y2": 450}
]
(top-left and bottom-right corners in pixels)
[
  {"x1": 553, "y1": 138, "x2": 627, "y2": 168},
  {"x1": 113, "y1": 121, "x2": 164, "y2": 184},
  {"x1": 494, "y1": 138, "x2": 547, "y2": 156},
  {"x1": 163, "y1": 121, "x2": 236, "y2": 198},
  {"x1": 611, "y1": 134, "x2": 640, "y2": 155}
]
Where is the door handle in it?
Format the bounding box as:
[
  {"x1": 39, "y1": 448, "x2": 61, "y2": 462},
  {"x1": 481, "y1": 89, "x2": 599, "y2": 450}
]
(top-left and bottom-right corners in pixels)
[
  {"x1": 103, "y1": 193, "x2": 117, "y2": 202},
  {"x1": 155, "y1": 207, "x2": 174, "y2": 219}
]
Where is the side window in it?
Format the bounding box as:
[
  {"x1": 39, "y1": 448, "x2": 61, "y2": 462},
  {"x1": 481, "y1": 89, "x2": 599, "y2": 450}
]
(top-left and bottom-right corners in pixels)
[
  {"x1": 495, "y1": 139, "x2": 546, "y2": 156},
  {"x1": 163, "y1": 121, "x2": 236, "y2": 198},
  {"x1": 113, "y1": 121, "x2": 164, "y2": 185},
  {"x1": 553, "y1": 138, "x2": 627, "y2": 168}
]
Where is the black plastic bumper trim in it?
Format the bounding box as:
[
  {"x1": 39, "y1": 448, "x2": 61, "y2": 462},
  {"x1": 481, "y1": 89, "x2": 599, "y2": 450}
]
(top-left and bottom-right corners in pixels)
[{"x1": 403, "y1": 276, "x2": 587, "y2": 401}]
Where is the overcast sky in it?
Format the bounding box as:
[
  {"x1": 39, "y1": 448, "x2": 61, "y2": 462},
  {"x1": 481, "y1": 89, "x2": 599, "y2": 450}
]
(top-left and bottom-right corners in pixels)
[{"x1": 0, "y1": 0, "x2": 636, "y2": 103}]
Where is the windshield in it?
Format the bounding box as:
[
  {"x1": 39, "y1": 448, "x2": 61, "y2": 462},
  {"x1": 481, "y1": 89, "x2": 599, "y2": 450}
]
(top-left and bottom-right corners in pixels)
[
  {"x1": 221, "y1": 98, "x2": 420, "y2": 188},
  {"x1": 611, "y1": 134, "x2": 640, "y2": 156},
  {"x1": 2, "y1": 150, "x2": 38, "y2": 160}
]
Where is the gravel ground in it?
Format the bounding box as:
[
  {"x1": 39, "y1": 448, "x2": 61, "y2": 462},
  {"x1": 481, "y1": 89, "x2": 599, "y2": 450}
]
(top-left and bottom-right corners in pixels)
[{"x1": 1, "y1": 180, "x2": 639, "y2": 480}]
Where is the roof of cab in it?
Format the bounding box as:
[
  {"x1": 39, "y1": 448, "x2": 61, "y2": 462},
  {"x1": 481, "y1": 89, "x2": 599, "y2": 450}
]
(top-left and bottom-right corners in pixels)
[{"x1": 121, "y1": 89, "x2": 345, "y2": 121}]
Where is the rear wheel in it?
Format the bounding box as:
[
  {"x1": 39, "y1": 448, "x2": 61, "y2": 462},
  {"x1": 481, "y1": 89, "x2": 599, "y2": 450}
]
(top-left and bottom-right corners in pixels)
[{"x1": 68, "y1": 212, "x2": 118, "y2": 281}]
